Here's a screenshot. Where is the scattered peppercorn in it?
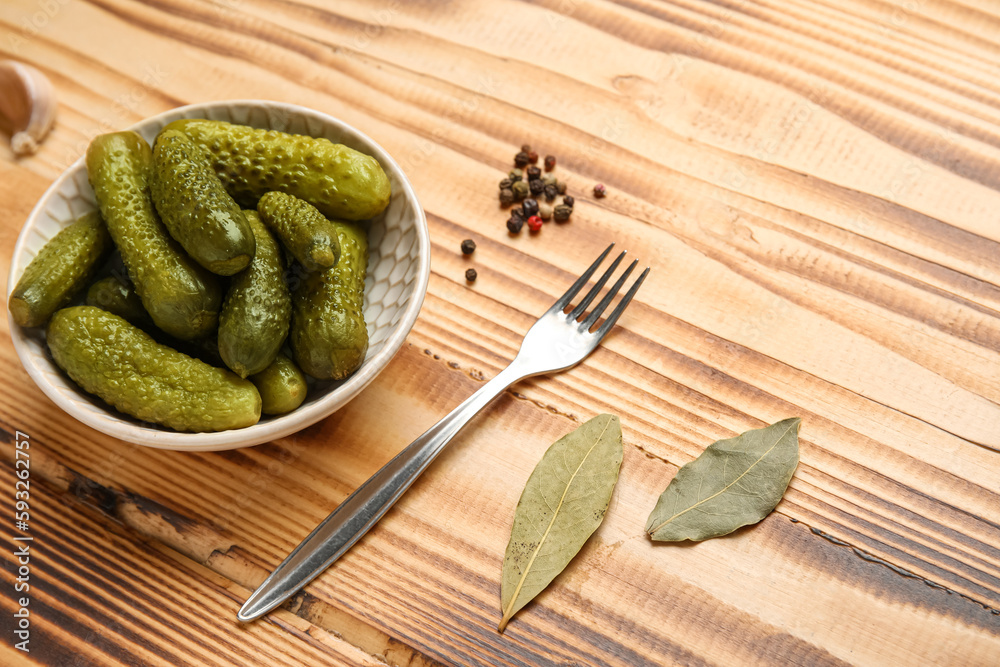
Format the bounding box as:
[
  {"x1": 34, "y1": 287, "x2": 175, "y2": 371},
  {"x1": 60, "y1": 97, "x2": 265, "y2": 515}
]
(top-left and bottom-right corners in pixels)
[
  {"x1": 593, "y1": 183, "x2": 607, "y2": 198},
  {"x1": 526, "y1": 165, "x2": 542, "y2": 181},
  {"x1": 499, "y1": 177, "x2": 513, "y2": 190},
  {"x1": 542, "y1": 173, "x2": 558, "y2": 187},
  {"x1": 544, "y1": 155, "x2": 556, "y2": 171},
  {"x1": 522, "y1": 198, "x2": 539, "y2": 217},
  {"x1": 543, "y1": 184, "x2": 558, "y2": 201},
  {"x1": 553, "y1": 204, "x2": 572, "y2": 222},
  {"x1": 514, "y1": 151, "x2": 530, "y2": 168},
  {"x1": 528, "y1": 150, "x2": 539, "y2": 164},
  {"x1": 506, "y1": 216, "x2": 524, "y2": 233},
  {"x1": 512, "y1": 180, "x2": 529, "y2": 200},
  {"x1": 508, "y1": 169, "x2": 523, "y2": 182},
  {"x1": 538, "y1": 202, "x2": 553, "y2": 220},
  {"x1": 527, "y1": 215, "x2": 543, "y2": 232},
  {"x1": 499, "y1": 188, "x2": 515, "y2": 205},
  {"x1": 521, "y1": 144, "x2": 531, "y2": 153},
  {"x1": 529, "y1": 178, "x2": 545, "y2": 196},
  {"x1": 563, "y1": 195, "x2": 575, "y2": 208},
  {"x1": 510, "y1": 206, "x2": 525, "y2": 220},
  {"x1": 556, "y1": 180, "x2": 567, "y2": 194},
  {"x1": 465, "y1": 268, "x2": 478, "y2": 282},
  {"x1": 461, "y1": 239, "x2": 476, "y2": 255}
]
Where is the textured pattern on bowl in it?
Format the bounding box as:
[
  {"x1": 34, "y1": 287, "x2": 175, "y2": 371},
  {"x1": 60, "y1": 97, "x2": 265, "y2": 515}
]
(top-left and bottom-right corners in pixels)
[{"x1": 6, "y1": 101, "x2": 429, "y2": 451}]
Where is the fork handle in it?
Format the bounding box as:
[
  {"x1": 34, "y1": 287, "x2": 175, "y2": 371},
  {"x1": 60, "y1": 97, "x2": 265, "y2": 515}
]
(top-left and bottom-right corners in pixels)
[{"x1": 238, "y1": 361, "x2": 529, "y2": 621}]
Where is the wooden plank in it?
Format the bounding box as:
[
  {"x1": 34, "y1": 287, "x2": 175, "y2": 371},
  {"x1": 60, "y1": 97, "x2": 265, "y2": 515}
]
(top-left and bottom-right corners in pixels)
[{"x1": 0, "y1": 0, "x2": 998, "y2": 664}]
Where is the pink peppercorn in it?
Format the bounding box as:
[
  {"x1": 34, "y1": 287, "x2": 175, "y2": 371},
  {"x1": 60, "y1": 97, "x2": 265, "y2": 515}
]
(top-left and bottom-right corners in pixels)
[{"x1": 527, "y1": 215, "x2": 543, "y2": 232}]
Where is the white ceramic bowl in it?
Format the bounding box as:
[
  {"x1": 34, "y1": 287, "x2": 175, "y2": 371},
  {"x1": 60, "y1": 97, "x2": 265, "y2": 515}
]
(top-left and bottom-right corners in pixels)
[{"x1": 7, "y1": 100, "x2": 429, "y2": 451}]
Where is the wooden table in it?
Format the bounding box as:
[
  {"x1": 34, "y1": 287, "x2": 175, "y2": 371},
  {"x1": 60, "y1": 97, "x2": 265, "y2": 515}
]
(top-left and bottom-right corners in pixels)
[{"x1": 2, "y1": 1, "x2": 999, "y2": 665}]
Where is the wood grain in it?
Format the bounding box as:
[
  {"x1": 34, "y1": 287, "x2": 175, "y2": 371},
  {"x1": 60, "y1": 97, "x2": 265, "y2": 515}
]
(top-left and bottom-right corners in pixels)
[{"x1": 1, "y1": 0, "x2": 999, "y2": 664}]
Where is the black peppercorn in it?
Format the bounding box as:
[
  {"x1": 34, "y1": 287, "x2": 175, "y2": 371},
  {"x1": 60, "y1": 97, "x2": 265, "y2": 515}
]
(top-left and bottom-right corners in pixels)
[
  {"x1": 543, "y1": 184, "x2": 558, "y2": 201},
  {"x1": 499, "y1": 188, "x2": 515, "y2": 205},
  {"x1": 512, "y1": 180, "x2": 529, "y2": 200},
  {"x1": 506, "y1": 216, "x2": 524, "y2": 233},
  {"x1": 526, "y1": 165, "x2": 542, "y2": 181},
  {"x1": 553, "y1": 204, "x2": 572, "y2": 222},
  {"x1": 514, "y1": 151, "x2": 530, "y2": 168},
  {"x1": 528, "y1": 150, "x2": 539, "y2": 164},
  {"x1": 499, "y1": 177, "x2": 513, "y2": 190},
  {"x1": 509, "y1": 205, "x2": 525, "y2": 220},
  {"x1": 461, "y1": 239, "x2": 476, "y2": 255},
  {"x1": 465, "y1": 268, "x2": 477, "y2": 282},
  {"x1": 522, "y1": 198, "x2": 539, "y2": 217},
  {"x1": 529, "y1": 178, "x2": 544, "y2": 196},
  {"x1": 521, "y1": 144, "x2": 531, "y2": 153},
  {"x1": 544, "y1": 155, "x2": 556, "y2": 171},
  {"x1": 563, "y1": 195, "x2": 575, "y2": 208}
]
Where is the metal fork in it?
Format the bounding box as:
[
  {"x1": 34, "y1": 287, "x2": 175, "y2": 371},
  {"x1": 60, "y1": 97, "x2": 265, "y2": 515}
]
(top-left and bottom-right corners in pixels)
[{"x1": 238, "y1": 243, "x2": 648, "y2": 622}]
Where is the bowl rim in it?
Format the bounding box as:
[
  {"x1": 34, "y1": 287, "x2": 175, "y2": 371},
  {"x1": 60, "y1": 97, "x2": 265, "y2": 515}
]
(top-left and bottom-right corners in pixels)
[{"x1": 6, "y1": 100, "x2": 430, "y2": 451}]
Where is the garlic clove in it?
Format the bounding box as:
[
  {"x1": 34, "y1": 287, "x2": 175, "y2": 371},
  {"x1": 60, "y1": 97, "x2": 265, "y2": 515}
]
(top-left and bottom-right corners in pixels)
[{"x1": 0, "y1": 60, "x2": 57, "y2": 157}]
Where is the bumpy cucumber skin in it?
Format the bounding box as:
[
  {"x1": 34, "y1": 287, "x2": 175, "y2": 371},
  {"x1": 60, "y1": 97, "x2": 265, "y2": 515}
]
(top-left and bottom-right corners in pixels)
[
  {"x1": 249, "y1": 353, "x2": 308, "y2": 415},
  {"x1": 151, "y1": 130, "x2": 255, "y2": 276},
  {"x1": 86, "y1": 131, "x2": 221, "y2": 341},
  {"x1": 164, "y1": 119, "x2": 391, "y2": 221},
  {"x1": 85, "y1": 275, "x2": 150, "y2": 325},
  {"x1": 257, "y1": 192, "x2": 340, "y2": 271},
  {"x1": 218, "y1": 211, "x2": 291, "y2": 378},
  {"x1": 47, "y1": 306, "x2": 261, "y2": 432},
  {"x1": 291, "y1": 220, "x2": 368, "y2": 380},
  {"x1": 9, "y1": 212, "x2": 111, "y2": 327}
]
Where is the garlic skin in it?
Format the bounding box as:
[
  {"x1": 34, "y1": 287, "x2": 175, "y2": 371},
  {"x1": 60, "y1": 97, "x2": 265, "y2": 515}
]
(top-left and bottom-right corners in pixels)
[{"x1": 0, "y1": 60, "x2": 57, "y2": 156}]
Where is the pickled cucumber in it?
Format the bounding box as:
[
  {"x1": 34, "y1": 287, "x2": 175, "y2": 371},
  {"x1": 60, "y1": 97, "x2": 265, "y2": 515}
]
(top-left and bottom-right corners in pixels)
[
  {"x1": 9, "y1": 212, "x2": 111, "y2": 327},
  {"x1": 86, "y1": 131, "x2": 221, "y2": 341},
  {"x1": 291, "y1": 220, "x2": 368, "y2": 380},
  {"x1": 257, "y1": 192, "x2": 340, "y2": 271},
  {"x1": 163, "y1": 118, "x2": 391, "y2": 221},
  {"x1": 151, "y1": 129, "x2": 255, "y2": 276},
  {"x1": 47, "y1": 306, "x2": 261, "y2": 432},
  {"x1": 85, "y1": 275, "x2": 150, "y2": 326},
  {"x1": 249, "y1": 353, "x2": 308, "y2": 415},
  {"x1": 218, "y1": 211, "x2": 290, "y2": 378}
]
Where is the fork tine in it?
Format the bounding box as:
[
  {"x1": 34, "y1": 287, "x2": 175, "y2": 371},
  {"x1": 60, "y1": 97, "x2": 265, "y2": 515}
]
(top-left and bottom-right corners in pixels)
[
  {"x1": 549, "y1": 243, "x2": 615, "y2": 313},
  {"x1": 580, "y1": 259, "x2": 637, "y2": 330},
  {"x1": 591, "y1": 266, "x2": 650, "y2": 339},
  {"x1": 567, "y1": 251, "x2": 626, "y2": 320}
]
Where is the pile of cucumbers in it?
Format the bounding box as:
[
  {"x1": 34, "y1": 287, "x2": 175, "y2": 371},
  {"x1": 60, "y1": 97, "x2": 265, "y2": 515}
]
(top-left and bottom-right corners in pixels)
[{"x1": 8, "y1": 119, "x2": 392, "y2": 433}]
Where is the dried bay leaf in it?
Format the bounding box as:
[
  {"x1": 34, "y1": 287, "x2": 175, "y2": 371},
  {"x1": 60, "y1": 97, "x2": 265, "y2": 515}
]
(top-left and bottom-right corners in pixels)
[
  {"x1": 645, "y1": 418, "x2": 801, "y2": 542},
  {"x1": 499, "y1": 413, "x2": 623, "y2": 632}
]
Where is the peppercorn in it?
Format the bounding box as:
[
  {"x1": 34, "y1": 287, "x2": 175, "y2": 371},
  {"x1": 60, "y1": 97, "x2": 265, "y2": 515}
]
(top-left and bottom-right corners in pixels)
[
  {"x1": 544, "y1": 155, "x2": 556, "y2": 171},
  {"x1": 514, "y1": 151, "x2": 530, "y2": 168},
  {"x1": 521, "y1": 144, "x2": 531, "y2": 153},
  {"x1": 553, "y1": 204, "x2": 572, "y2": 222},
  {"x1": 543, "y1": 184, "x2": 558, "y2": 201},
  {"x1": 556, "y1": 180, "x2": 567, "y2": 194},
  {"x1": 527, "y1": 215, "x2": 543, "y2": 232},
  {"x1": 526, "y1": 165, "x2": 542, "y2": 181},
  {"x1": 506, "y1": 216, "x2": 524, "y2": 233},
  {"x1": 461, "y1": 239, "x2": 476, "y2": 255},
  {"x1": 512, "y1": 180, "x2": 529, "y2": 200},
  {"x1": 538, "y1": 202, "x2": 553, "y2": 220},
  {"x1": 465, "y1": 268, "x2": 477, "y2": 282},
  {"x1": 509, "y1": 205, "x2": 525, "y2": 220},
  {"x1": 593, "y1": 183, "x2": 607, "y2": 198},
  {"x1": 499, "y1": 188, "x2": 515, "y2": 206},
  {"x1": 522, "y1": 198, "x2": 539, "y2": 217},
  {"x1": 529, "y1": 178, "x2": 544, "y2": 196},
  {"x1": 508, "y1": 168, "x2": 523, "y2": 182},
  {"x1": 563, "y1": 195, "x2": 575, "y2": 208},
  {"x1": 541, "y1": 173, "x2": 557, "y2": 186},
  {"x1": 499, "y1": 177, "x2": 513, "y2": 190},
  {"x1": 528, "y1": 150, "x2": 539, "y2": 164}
]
